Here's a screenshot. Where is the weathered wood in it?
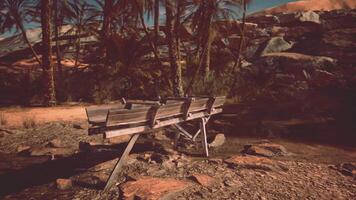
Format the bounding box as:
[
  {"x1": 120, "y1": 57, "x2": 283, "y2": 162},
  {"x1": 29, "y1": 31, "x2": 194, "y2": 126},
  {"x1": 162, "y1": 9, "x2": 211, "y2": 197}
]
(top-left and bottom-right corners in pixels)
[
  {"x1": 200, "y1": 117, "x2": 209, "y2": 157},
  {"x1": 105, "y1": 108, "x2": 223, "y2": 138},
  {"x1": 86, "y1": 103, "x2": 126, "y2": 125},
  {"x1": 106, "y1": 106, "x2": 156, "y2": 126},
  {"x1": 192, "y1": 116, "x2": 211, "y2": 141},
  {"x1": 187, "y1": 97, "x2": 210, "y2": 113},
  {"x1": 155, "y1": 100, "x2": 185, "y2": 119},
  {"x1": 173, "y1": 124, "x2": 193, "y2": 139},
  {"x1": 103, "y1": 133, "x2": 140, "y2": 192}
]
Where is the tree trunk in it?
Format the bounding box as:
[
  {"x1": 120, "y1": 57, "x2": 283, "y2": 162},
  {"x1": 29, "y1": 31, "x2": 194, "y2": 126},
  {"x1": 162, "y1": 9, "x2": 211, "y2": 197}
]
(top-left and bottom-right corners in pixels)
[
  {"x1": 102, "y1": 0, "x2": 113, "y2": 59},
  {"x1": 135, "y1": 0, "x2": 162, "y2": 65},
  {"x1": 166, "y1": 0, "x2": 183, "y2": 97},
  {"x1": 154, "y1": 0, "x2": 160, "y2": 53},
  {"x1": 229, "y1": 0, "x2": 247, "y2": 97},
  {"x1": 41, "y1": 0, "x2": 56, "y2": 105},
  {"x1": 53, "y1": 0, "x2": 63, "y2": 99}
]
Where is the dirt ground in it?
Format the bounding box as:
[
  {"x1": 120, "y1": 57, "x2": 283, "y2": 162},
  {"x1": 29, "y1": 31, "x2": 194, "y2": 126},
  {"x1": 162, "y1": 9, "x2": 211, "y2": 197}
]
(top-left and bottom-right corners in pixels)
[
  {"x1": 0, "y1": 105, "x2": 87, "y2": 127},
  {"x1": 0, "y1": 108, "x2": 355, "y2": 200}
]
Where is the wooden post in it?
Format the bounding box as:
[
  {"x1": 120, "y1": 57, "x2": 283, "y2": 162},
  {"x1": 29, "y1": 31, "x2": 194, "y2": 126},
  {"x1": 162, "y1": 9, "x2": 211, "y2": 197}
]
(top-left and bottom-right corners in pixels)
[
  {"x1": 103, "y1": 133, "x2": 140, "y2": 192},
  {"x1": 200, "y1": 117, "x2": 209, "y2": 157}
]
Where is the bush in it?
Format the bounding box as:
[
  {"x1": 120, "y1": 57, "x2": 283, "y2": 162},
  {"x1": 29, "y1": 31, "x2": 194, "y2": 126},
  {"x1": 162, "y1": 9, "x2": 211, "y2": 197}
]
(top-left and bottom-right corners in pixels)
[
  {"x1": 0, "y1": 113, "x2": 7, "y2": 126},
  {"x1": 22, "y1": 117, "x2": 37, "y2": 129}
]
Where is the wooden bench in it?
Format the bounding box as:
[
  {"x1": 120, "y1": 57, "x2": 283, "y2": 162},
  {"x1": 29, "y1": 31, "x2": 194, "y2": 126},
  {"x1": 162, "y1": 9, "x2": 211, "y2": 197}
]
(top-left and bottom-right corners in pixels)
[{"x1": 85, "y1": 96, "x2": 226, "y2": 191}]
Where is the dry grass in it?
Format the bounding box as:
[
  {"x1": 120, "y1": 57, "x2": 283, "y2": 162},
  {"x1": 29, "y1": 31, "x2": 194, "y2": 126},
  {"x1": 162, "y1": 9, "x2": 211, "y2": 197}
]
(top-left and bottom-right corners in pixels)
[
  {"x1": 0, "y1": 113, "x2": 7, "y2": 126},
  {"x1": 22, "y1": 117, "x2": 37, "y2": 129}
]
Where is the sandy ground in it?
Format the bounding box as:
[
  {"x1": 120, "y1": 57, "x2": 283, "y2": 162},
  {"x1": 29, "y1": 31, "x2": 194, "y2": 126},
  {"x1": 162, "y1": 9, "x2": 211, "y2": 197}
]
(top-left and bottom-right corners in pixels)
[{"x1": 0, "y1": 106, "x2": 87, "y2": 127}]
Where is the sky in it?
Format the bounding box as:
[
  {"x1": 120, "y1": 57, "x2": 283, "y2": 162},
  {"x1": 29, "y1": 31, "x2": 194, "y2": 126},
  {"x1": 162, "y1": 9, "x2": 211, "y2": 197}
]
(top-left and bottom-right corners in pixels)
[{"x1": 0, "y1": 0, "x2": 297, "y2": 39}]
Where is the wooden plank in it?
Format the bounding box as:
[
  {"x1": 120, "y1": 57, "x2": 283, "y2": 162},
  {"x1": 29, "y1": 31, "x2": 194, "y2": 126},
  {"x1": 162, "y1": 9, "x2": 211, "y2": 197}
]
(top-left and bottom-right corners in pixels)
[
  {"x1": 86, "y1": 103, "x2": 126, "y2": 124},
  {"x1": 103, "y1": 133, "x2": 140, "y2": 192},
  {"x1": 155, "y1": 101, "x2": 185, "y2": 119},
  {"x1": 187, "y1": 97, "x2": 210, "y2": 113},
  {"x1": 106, "y1": 106, "x2": 156, "y2": 126},
  {"x1": 105, "y1": 108, "x2": 222, "y2": 138},
  {"x1": 200, "y1": 117, "x2": 209, "y2": 157}
]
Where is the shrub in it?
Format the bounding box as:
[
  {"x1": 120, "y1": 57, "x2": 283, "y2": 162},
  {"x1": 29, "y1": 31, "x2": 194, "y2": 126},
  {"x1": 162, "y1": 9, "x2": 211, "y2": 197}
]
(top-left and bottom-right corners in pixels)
[
  {"x1": 0, "y1": 113, "x2": 7, "y2": 126},
  {"x1": 22, "y1": 117, "x2": 36, "y2": 129}
]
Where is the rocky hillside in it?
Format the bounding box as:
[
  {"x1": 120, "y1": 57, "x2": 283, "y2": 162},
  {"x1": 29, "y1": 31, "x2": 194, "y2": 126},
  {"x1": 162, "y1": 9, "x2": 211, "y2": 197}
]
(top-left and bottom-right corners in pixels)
[{"x1": 251, "y1": 0, "x2": 356, "y2": 16}]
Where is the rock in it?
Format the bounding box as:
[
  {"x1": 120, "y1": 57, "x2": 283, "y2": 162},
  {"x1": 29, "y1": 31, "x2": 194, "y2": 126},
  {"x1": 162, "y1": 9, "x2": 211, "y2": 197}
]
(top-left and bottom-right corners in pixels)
[
  {"x1": 16, "y1": 145, "x2": 31, "y2": 153},
  {"x1": 257, "y1": 52, "x2": 336, "y2": 80},
  {"x1": 225, "y1": 155, "x2": 276, "y2": 171},
  {"x1": 72, "y1": 123, "x2": 84, "y2": 129},
  {"x1": 243, "y1": 145, "x2": 275, "y2": 157},
  {"x1": 120, "y1": 177, "x2": 189, "y2": 200},
  {"x1": 56, "y1": 178, "x2": 72, "y2": 190},
  {"x1": 256, "y1": 143, "x2": 288, "y2": 155},
  {"x1": 260, "y1": 37, "x2": 294, "y2": 55},
  {"x1": 246, "y1": 14, "x2": 280, "y2": 27},
  {"x1": 209, "y1": 133, "x2": 226, "y2": 148},
  {"x1": 279, "y1": 11, "x2": 321, "y2": 25},
  {"x1": 191, "y1": 174, "x2": 215, "y2": 187},
  {"x1": 337, "y1": 162, "x2": 356, "y2": 177},
  {"x1": 310, "y1": 69, "x2": 335, "y2": 87},
  {"x1": 48, "y1": 138, "x2": 63, "y2": 148}
]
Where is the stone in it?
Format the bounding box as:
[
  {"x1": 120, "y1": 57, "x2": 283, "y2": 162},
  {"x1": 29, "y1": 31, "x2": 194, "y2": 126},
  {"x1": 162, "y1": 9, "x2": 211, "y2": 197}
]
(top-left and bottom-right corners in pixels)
[
  {"x1": 209, "y1": 133, "x2": 226, "y2": 148},
  {"x1": 225, "y1": 155, "x2": 276, "y2": 171},
  {"x1": 120, "y1": 177, "x2": 189, "y2": 200},
  {"x1": 191, "y1": 174, "x2": 215, "y2": 187},
  {"x1": 16, "y1": 145, "x2": 31, "y2": 153},
  {"x1": 246, "y1": 14, "x2": 280, "y2": 27},
  {"x1": 56, "y1": 178, "x2": 72, "y2": 190},
  {"x1": 48, "y1": 138, "x2": 63, "y2": 148},
  {"x1": 260, "y1": 37, "x2": 294, "y2": 55},
  {"x1": 244, "y1": 145, "x2": 275, "y2": 157},
  {"x1": 279, "y1": 11, "x2": 321, "y2": 25},
  {"x1": 256, "y1": 143, "x2": 288, "y2": 155}
]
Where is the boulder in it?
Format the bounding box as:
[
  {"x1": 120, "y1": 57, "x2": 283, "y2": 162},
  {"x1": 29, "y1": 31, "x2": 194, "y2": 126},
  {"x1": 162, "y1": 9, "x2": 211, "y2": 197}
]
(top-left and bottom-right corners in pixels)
[
  {"x1": 246, "y1": 14, "x2": 280, "y2": 27},
  {"x1": 257, "y1": 52, "x2": 336, "y2": 79},
  {"x1": 261, "y1": 37, "x2": 294, "y2": 55},
  {"x1": 120, "y1": 177, "x2": 189, "y2": 200},
  {"x1": 320, "y1": 9, "x2": 356, "y2": 30},
  {"x1": 208, "y1": 133, "x2": 226, "y2": 148},
  {"x1": 337, "y1": 162, "x2": 356, "y2": 177},
  {"x1": 278, "y1": 11, "x2": 321, "y2": 25},
  {"x1": 56, "y1": 178, "x2": 72, "y2": 190},
  {"x1": 191, "y1": 174, "x2": 216, "y2": 187},
  {"x1": 243, "y1": 145, "x2": 275, "y2": 157}
]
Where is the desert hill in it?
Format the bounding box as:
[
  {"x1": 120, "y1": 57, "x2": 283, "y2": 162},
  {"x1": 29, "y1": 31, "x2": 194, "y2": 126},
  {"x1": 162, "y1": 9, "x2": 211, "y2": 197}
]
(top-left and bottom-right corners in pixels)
[{"x1": 251, "y1": 0, "x2": 356, "y2": 16}]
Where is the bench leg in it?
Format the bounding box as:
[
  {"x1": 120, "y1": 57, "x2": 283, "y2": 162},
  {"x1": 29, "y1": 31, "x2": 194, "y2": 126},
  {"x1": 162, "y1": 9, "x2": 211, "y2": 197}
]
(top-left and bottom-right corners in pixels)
[
  {"x1": 200, "y1": 117, "x2": 209, "y2": 157},
  {"x1": 192, "y1": 116, "x2": 211, "y2": 142},
  {"x1": 103, "y1": 133, "x2": 140, "y2": 192}
]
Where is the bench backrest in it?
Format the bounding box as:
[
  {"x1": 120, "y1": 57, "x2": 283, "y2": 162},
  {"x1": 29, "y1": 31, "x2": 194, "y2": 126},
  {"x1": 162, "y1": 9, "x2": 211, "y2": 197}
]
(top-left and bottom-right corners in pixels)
[
  {"x1": 104, "y1": 96, "x2": 226, "y2": 127},
  {"x1": 86, "y1": 103, "x2": 126, "y2": 124}
]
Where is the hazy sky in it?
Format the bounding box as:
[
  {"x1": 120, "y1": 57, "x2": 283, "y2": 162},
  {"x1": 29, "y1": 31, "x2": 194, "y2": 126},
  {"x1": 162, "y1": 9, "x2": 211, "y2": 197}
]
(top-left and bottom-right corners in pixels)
[{"x1": 247, "y1": 0, "x2": 296, "y2": 13}]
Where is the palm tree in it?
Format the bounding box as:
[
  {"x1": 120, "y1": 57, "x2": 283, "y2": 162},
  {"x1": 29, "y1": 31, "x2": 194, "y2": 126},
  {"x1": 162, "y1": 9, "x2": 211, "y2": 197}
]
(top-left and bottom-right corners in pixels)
[
  {"x1": 0, "y1": 0, "x2": 41, "y2": 65},
  {"x1": 65, "y1": 0, "x2": 99, "y2": 68},
  {"x1": 185, "y1": 0, "x2": 240, "y2": 94},
  {"x1": 41, "y1": 0, "x2": 56, "y2": 105},
  {"x1": 165, "y1": 0, "x2": 183, "y2": 97}
]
